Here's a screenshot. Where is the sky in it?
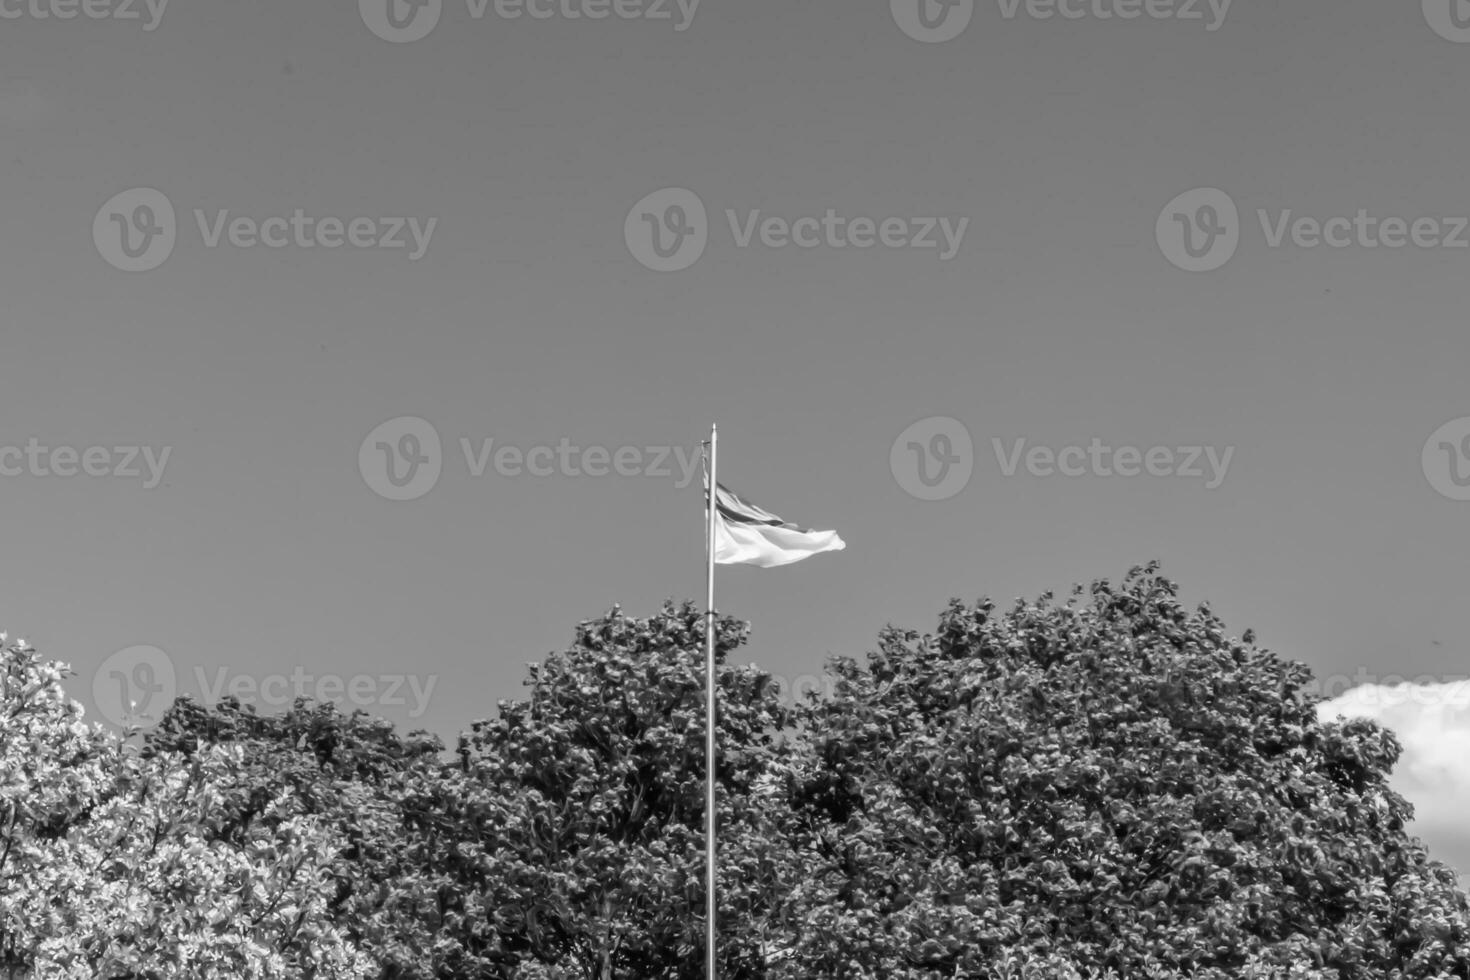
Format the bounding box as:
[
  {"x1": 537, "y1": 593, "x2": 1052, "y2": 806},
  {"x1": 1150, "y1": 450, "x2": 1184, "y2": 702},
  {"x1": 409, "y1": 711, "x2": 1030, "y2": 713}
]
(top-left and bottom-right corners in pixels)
[{"x1": 3, "y1": 0, "x2": 1470, "y2": 879}]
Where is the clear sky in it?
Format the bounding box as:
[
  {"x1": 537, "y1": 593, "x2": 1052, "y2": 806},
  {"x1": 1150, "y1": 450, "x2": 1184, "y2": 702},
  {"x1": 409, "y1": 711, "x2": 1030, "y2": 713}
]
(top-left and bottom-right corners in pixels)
[{"x1": 3, "y1": 0, "x2": 1469, "y2": 877}]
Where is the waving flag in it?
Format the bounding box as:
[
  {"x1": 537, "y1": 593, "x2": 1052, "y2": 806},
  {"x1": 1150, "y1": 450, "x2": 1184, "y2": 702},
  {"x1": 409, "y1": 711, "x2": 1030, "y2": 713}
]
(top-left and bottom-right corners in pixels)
[{"x1": 709, "y1": 480, "x2": 846, "y2": 568}]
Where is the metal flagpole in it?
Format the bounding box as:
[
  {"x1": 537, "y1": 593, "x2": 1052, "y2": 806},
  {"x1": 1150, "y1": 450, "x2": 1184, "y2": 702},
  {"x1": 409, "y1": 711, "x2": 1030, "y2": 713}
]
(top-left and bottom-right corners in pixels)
[{"x1": 704, "y1": 422, "x2": 718, "y2": 980}]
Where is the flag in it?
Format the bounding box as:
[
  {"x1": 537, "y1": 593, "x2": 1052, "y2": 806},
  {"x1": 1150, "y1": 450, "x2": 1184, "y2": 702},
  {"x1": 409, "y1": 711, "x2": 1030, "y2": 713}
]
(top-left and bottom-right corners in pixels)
[{"x1": 709, "y1": 480, "x2": 845, "y2": 568}]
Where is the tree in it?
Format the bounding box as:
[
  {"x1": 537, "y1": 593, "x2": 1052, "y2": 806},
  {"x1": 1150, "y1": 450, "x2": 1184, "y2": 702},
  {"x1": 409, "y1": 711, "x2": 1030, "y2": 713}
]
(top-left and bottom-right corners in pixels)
[
  {"x1": 143, "y1": 696, "x2": 451, "y2": 980},
  {"x1": 775, "y1": 562, "x2": 1470, "y2": 979},
  {"x1": 451, "y1": 601, "x2": 798, "y2": 979},
  {"x1": 10, "y1": 563, "x2": 1470, "y2": 980},
  {"x1": 0, "y1": 636, "x2": 374, "y2": 979},
  {"x1": 139, "y1": 602, "x2": 801, "y2": 980}
]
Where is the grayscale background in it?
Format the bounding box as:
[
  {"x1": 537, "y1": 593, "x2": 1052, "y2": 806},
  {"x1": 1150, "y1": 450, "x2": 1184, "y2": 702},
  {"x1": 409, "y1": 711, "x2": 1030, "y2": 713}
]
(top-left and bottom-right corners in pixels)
[{"x1": 2, "y1": 0, "x2": 1468, "y2": 879}]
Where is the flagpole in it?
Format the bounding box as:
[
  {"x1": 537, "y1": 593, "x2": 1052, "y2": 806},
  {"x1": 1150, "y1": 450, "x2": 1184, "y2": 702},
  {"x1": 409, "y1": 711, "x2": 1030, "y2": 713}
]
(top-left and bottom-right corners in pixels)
[{"x1": 704, "y1": 422, "x2": 718, "y2": 980}]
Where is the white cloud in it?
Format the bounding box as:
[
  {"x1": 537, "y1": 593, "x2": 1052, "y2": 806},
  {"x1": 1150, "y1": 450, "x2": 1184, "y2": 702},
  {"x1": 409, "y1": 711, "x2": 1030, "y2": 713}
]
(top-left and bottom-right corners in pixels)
[{"x1": 1317, "y1": 680, "x2": 1470, "y2": 883}]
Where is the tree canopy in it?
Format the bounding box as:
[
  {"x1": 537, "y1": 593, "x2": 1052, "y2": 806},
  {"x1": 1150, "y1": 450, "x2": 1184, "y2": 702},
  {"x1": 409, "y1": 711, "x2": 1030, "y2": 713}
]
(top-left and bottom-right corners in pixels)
[{"x1": 1, "y1": 563, "x2": 1465, "y2": 979}]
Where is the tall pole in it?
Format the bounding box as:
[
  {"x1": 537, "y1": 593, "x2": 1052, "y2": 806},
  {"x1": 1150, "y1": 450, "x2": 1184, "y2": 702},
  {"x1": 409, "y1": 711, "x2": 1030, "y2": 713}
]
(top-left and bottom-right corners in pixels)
[{"x1": 704, "y1": 423, "x2": 718, "y2": 980}]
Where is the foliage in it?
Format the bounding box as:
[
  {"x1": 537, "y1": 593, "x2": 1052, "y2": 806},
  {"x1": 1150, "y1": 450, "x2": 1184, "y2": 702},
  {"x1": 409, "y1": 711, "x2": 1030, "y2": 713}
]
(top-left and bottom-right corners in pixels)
[
  {"x1": 4, "y1": 564, "x2": 1469, "y2": 979},
  {"x1": 142, "y1": 695, "x2": 451, "y2": 980},
  {"x1": 0, "y1": 636, "x2": 372, "y2": 979},
  {"x1": 450, "y1": 601, "x2": 796, "y2": 979},
  {"x1": 777, "y1": 562, "x2": 1470, "y2": 979}
]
